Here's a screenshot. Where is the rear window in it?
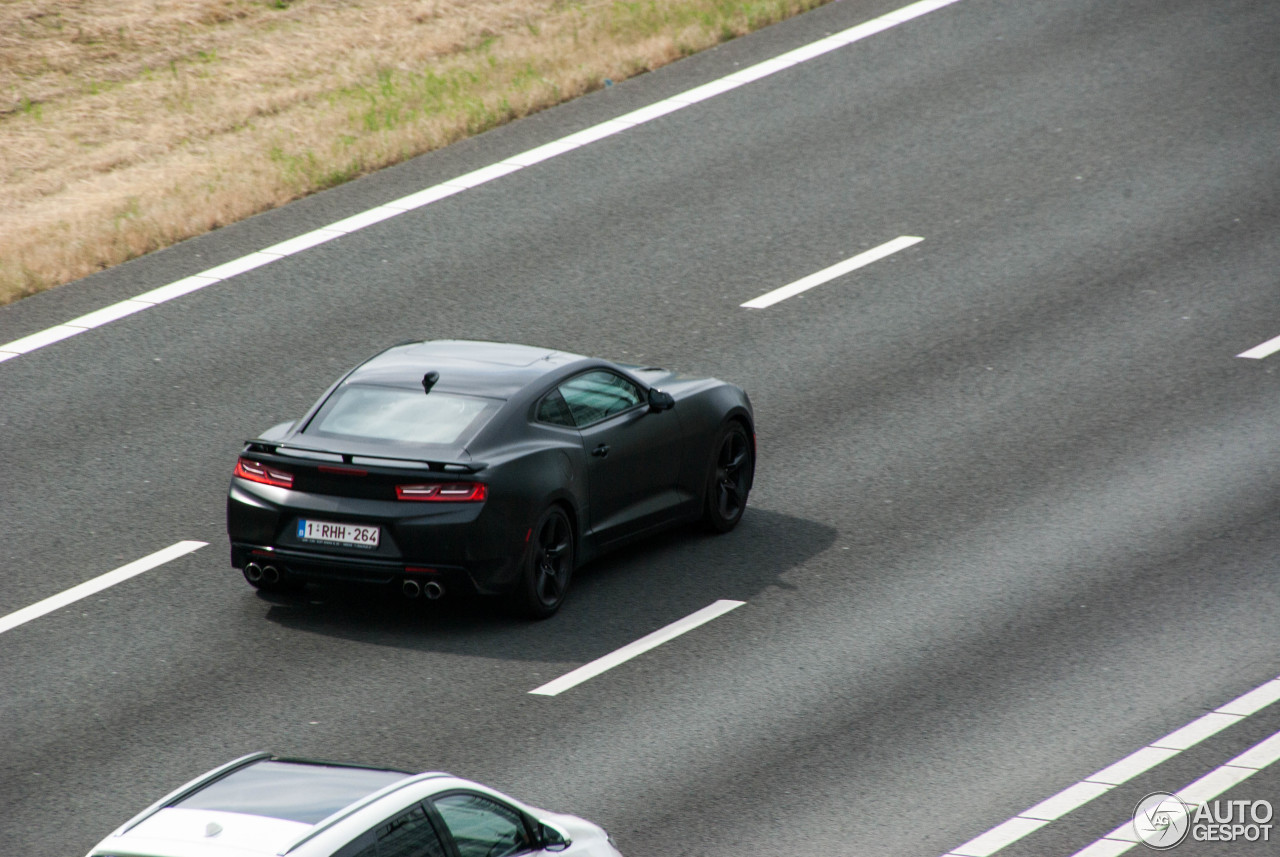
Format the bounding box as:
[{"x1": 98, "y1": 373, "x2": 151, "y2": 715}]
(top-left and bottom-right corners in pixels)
[
  {"x1": 175, "y1": 760, "x2": 408, "y2": 824},
  {"x1": 305, "y1": 385, "x2": 499, "y2": 446}
]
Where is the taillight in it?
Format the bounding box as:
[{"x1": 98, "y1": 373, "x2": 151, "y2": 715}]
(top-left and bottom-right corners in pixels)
[
  {"x1": 396, "y1": 482, "x2": 487, "y2": 502},
  {"x1": 234, "y1": 457, "x2": 294, "y2": 488}
]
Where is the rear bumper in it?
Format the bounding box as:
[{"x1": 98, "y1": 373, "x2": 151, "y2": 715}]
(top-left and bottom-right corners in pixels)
[
  {"x1": 227, "y1": 480, "x2": 527, "y2": 595},
  {"x1": 229, "y1": 542, "x2": 506, "y2": 594}
]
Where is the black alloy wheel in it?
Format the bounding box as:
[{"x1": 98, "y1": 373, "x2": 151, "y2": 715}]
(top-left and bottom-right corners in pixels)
[
  {"x1": 704, "y1": 422, "x2": 753, "y2": 533},
  {"x1": 511, "y1": 506, "x2": 575, "y2": 619}
]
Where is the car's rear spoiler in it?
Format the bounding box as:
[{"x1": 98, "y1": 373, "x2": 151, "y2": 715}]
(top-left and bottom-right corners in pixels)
[{"x1": 243, "y1": 439, "x2": 487, "y2": 474}]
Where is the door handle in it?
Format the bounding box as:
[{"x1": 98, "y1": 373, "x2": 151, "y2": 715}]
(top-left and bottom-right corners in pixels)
[{"x1": 592, "y1": 444, "x2": 610, "y2": 457}]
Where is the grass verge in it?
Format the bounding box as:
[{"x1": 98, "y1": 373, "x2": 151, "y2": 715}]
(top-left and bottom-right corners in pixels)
[{"x1": 0, "y1": 0, "x2": 832, "y2": 306}]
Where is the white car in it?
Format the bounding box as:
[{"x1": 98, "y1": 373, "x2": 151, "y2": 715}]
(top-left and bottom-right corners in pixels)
[{"x1": 86, "y1": 753, "x2": 624, "y2": 857}]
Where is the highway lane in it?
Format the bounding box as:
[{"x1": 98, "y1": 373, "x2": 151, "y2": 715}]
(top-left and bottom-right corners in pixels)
[{"x1": 2, "y1": 0, "x2": 1280, "y2": 854}]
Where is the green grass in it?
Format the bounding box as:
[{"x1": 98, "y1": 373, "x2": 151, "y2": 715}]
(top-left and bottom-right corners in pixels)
[{"x1": 0, "y1": 0, "x2": 834, "y2": 305}]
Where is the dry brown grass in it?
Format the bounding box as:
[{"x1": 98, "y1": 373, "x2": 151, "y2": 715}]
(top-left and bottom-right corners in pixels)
[{"x1": 0, "y1": 0, "x2": 830, "y2": 306}]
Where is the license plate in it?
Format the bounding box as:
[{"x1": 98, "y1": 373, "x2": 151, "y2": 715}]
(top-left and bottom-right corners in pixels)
[{"x1": 297, "y1": 519, "x2": 380, "y2": 549}]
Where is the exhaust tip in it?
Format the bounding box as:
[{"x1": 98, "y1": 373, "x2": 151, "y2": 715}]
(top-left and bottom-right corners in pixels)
[
  {"x1": 402, "y1": 579, "x2": 422, "y2": 599},
  {"x1": 244, "y1": 563, "x2": 263, "y2": 583},
  {"x1": 423, "y1": 581, "x2": 445, "y2": 600},
  {"x1": 262, "y1": 565, "x2": 281, "y2": 584}
]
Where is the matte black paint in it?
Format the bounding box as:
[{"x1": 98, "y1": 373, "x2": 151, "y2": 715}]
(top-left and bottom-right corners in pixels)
[{"x1": 227, "y1": 340, "x2": 753, "y2": 601}]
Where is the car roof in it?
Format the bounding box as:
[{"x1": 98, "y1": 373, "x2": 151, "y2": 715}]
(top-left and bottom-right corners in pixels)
[
  {"x1": 102, "y1": 808, "x2": 310, "y2": 857},
  {"x1": 170, "y1": 758, "x2": 413, "y2": 824},
  {"x1": 94, "y1": 755, "x2": 444, "y2": 857},
  {"x1": 348, "y1": 340, "x2": 591, "y2": 399}
]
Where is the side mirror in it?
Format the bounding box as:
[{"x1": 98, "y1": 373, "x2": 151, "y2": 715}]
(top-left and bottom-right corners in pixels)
[
  {"x1": 647, "y1": 388, "x2": 675, "y2": 412},
  {"x1": 539, "y1": 821, "x2": 572, "y2": 852}
]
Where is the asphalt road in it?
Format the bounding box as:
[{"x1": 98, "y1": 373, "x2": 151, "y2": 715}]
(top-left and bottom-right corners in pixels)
[{"x1": 3, "y1": 0, "x2": 1280, "y2": 855}]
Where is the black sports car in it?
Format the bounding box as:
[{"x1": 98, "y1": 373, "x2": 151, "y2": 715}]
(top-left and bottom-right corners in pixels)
[{"x1": 227, "y1": 340, "x2": 754, "y2": 617}]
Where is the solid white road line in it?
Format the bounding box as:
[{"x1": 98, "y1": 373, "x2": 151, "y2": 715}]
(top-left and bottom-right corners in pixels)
[
  {"x1": 942, "y1": 676, "x2": 1280, "y2": 857},
  {"x1": 1237, "y1": 334, "x2": 1280, "y2": 359},
  {"x1": 1071, "y1": 725, "x2": 1280, "y2": 857},
  {"x1": 740, "y1": 236, "x2": 924, "y2": 309},
  {"x1": 529, "y1": 599, "x2": 745, "y2": 696},
  {"x1": 0, "y1": 541, "x2": 207, "y2": 636},
  {"x1": 0, "y1": 0, "x2": 965, "y2": 364}
]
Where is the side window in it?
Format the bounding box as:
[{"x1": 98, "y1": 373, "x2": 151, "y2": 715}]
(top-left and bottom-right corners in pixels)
[
  {"x1": 431, "y1": 792, "x2": 532, "y2": 857},
  {"x1": 557, "y1": 370, "x2": 643, "y2": 427},
  {"x1": 536, "y1": 388, "x2": 577, "y2": 428},
  {"x1": 375, "y1": 804, "x2": 447, "y2": 857},
  {"x1": 336, "y1": 804, "x2": 447, "y2": 857},
  {"x1": 333, "y1": 831, "x2": 378, "y2": 857}
]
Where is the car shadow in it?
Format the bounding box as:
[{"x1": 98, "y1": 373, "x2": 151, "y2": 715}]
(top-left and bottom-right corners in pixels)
[{"x1": 258, "y1": 507, "x2": 836, "y2": 662}]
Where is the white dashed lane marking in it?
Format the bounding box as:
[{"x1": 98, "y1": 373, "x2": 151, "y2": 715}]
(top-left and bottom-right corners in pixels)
[
  {"x1": 530, "y1": 600, "x2": 744, "y2": 696},
  {"x1": 1237, "y1": 334, "x2": 1280, "y2": 359},
  {"x1": 0, "y1": 541, "x2": 207, "y2": 636},
  {"x1": 942, "y1": 676, "x2": 1280, "y2": 857},
  {"x1": 740, "y1": 236, "x2": 923, "y2": 309},
  {"x1": 1072, "y1": 725, "x2": 1280, "y2": 857}
]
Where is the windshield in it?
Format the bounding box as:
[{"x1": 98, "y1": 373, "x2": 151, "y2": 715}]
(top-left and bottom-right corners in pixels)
[{"x1": 305, "y1": 385, "x2": 499, "y2": 446}]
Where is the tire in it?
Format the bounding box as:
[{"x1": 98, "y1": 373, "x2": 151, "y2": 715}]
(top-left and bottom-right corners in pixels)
[
  {"x1": 507, "y1": 506, "x2": 575, "y2": 619},
  {"x1": 702, "y1": 421, "x2": 754, "y2": 533}
]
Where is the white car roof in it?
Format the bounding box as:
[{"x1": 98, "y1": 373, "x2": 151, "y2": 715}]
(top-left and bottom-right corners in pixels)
[
  {"x1": 87, "y1": 754, "x2": 447, "y2": 857},
  {"x1": 96, "y1": 808, "x2": 308, "y2": 857},
  {"x1": 87, "y1": 753, "x2": 596, "y2": 857}
]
